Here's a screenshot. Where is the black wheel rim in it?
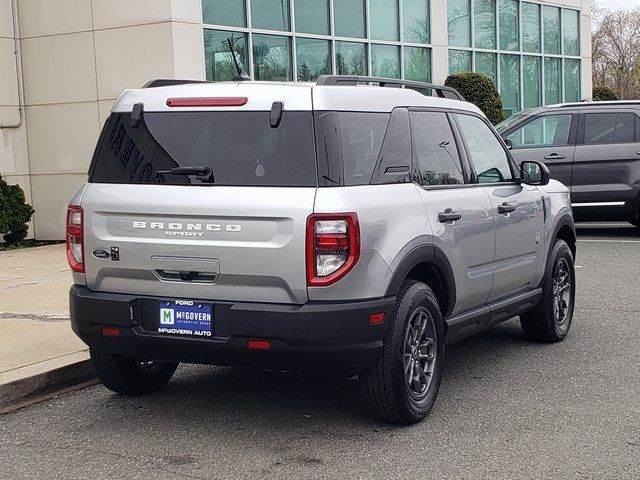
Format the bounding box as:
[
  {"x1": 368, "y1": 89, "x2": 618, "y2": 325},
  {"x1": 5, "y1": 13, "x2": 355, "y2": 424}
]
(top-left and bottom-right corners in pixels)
[
  {"x1": 552, "y1": 257, "x2": 572, "y2": 326},
  {"x1": 403, "y1": 307, "x2": 437, "y2": 399}
]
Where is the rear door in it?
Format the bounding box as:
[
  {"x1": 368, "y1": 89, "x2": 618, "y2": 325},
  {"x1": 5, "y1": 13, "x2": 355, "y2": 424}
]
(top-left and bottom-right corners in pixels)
[{"x1": 82, "y1": 94, "x2": 317, "y2": 305}]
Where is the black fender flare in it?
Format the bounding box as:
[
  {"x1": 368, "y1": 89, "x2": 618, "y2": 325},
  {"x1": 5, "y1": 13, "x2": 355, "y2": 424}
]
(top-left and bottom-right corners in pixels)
[{"x1": 548, "y1": 213, "x2": 576, "y2": 260}]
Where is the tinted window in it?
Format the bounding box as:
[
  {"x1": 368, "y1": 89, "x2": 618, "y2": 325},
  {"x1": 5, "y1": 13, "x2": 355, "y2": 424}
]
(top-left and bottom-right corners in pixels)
[
  {"x1": 506, "y1": 114, "x2": 572, "y2": 148},
  {"x1": 584, "y1": 113, "x2": 637, "y2": 144},
  {"x1": 411, "y1": 111, "x2": 464, "y2": 185},
  {"x1": 455, "y1": 114, "x2": 513, "y2": 184},
  {"x1": 90, "y1": 111, "x2": 317, "y2": 186},
  {"x1": 371, "y1": 108, "x2": 411, "y2": 184}
]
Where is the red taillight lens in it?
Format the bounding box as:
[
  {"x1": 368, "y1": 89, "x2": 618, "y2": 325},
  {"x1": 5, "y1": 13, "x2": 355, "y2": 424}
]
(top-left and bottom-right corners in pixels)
[
  {"x1": 66, "y1": 205, "x2": 84, "y2": 273},
  {"x1": 306, "y1": 213, "x2": 360, "y2": 286},
  {"x1": 247, "y1": 339, "x2": 271, "y2": 350},
  {"x1": 166, "y1": 97, "x2": 248, "y2": 107}
]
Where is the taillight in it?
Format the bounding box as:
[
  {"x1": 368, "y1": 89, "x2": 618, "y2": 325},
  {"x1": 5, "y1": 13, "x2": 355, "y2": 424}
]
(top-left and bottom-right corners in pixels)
[
  {"x1": 66, "y1": 205, "x2": 84, "y2": 273},
  {"x1": 306, "y1": 213, "x2": 360, "y2": 286}
]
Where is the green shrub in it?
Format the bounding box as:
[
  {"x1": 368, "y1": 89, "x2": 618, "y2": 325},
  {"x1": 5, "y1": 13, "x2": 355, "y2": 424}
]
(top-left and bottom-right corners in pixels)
[
  {"x1": 0, "y1": 174, "x2": 34, "y2": 244},
  {"x1": 593, "y1": 85, "x2": 618, "y2": 101},
  {"x1": 444, "y1": 72, "x2": 505, "y2": 125}
]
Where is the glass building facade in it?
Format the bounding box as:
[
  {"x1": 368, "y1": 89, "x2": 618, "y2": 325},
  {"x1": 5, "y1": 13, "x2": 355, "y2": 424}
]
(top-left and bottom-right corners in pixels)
[{"x1": 202, "y1": 0, "x2": 583, "y2": 116}]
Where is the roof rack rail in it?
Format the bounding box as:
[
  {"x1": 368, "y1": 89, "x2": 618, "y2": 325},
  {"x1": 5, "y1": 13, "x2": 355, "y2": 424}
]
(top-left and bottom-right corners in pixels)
[
  {"x1": 141, "y1": 79, "x2": 212, "y2": 89},
  {"x1": 315, "y1": 75, "x2": 465, "y2": 101}
]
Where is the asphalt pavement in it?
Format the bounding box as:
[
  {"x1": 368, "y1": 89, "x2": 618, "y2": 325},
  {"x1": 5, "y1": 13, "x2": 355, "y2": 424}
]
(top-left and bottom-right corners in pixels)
[{"x1": 1, "y1": 223, "x2": 638, "y2": 480}]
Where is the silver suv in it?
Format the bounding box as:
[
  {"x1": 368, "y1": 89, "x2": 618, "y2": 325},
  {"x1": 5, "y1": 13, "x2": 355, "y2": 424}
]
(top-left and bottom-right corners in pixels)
[{"x1": 68, "y1": 76, "x2": 577, "y2": 424}]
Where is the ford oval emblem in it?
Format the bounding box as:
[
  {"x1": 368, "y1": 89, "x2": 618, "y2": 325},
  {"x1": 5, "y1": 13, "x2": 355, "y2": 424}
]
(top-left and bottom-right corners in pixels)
[{"x1": 92, "y1": 248, "x2": 111, "y2": 259}]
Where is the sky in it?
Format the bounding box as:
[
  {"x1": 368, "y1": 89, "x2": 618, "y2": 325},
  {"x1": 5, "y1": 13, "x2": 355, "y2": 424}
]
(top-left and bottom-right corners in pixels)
[{"x1": 596, "y1": 0, "x2": 640, "y2": 10}]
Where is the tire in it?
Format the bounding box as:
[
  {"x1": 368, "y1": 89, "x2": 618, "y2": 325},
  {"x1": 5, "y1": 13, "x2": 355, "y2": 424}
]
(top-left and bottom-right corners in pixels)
[
  {"x1": 359, "y1": 280, "x2": 445, "y2": 425},
  {"x1": 91, "y1": 349, "x2": 178, "y2": 395},
  {"x1": 520, "y1": 239, "x2": 575, "y2": 343}
]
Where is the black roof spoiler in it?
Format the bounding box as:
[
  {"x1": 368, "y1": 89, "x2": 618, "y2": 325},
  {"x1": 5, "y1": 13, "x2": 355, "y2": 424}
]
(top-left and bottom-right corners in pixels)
[{"x1": 141, "y1": 79, "x2": 212, "y2": 89}]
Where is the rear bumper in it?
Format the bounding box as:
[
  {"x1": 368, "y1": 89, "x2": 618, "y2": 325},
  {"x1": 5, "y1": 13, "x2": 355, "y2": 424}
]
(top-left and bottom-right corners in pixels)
[{"x1": 70, "y1": 285, "x2": 395, "y2": 375}]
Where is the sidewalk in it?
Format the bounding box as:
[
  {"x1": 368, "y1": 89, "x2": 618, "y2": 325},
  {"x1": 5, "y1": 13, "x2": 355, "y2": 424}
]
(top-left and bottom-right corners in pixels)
[{"x1": 0, "y1": 244, "x2": 95, "y2": 413}]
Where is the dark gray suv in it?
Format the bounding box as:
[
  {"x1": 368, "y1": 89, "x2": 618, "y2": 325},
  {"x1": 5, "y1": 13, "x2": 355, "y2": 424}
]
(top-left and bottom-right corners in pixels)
[{"x1": 496, "y1": 101, "x2": 640, "y2": 226}]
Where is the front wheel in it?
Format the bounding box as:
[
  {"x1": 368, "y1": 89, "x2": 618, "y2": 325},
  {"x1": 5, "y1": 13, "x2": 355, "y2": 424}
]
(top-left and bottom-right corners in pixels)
[{"x1": 359, "y1": 280, "x2": 445, "y2": 425}]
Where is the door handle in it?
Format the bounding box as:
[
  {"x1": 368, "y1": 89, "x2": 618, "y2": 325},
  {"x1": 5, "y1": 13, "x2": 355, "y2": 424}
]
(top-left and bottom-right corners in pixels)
[
  {"x1": 438, "y1": 208, "x2": 462, "y2": 223},
  {"x1": 498, "y1": 202, "x2": 516, "y2": 214},
  {"x1": 543, "y1": 153, "x2": 566, "y2": 160}
]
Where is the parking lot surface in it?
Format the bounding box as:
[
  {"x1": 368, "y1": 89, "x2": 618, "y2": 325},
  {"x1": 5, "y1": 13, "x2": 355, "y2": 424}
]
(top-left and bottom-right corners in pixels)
[{"x1": 1, "y1": 224, "x2": 639, "y2": 480}]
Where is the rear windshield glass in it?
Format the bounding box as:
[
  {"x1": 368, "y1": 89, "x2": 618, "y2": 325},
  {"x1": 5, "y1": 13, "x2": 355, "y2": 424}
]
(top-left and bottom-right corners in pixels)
[{"x1": 89, "y1": 111, "x2": 317, "y2": 186}]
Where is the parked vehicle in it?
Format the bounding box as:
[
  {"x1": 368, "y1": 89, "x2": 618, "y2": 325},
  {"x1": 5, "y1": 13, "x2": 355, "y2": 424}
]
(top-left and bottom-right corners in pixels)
[
  {"x1": 68, "y1": 75, "x2": 576, "y2": 424},
  {"x1": 496, "y1": 101, "x2": 640, "y2": 226}
]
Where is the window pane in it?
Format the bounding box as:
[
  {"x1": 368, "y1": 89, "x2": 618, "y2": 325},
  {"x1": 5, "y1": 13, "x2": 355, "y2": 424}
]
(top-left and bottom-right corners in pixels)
[
  {"x1": 563, "y1": 9, "x2": 580, "y2": 56},
  {"x1": 411, "y1": 112, "x2": 464, "y2": 185},
  {"x1": 253, "y1": 34, "x2": 292, "y2": 80},
  {"x1": 448, "y1": 0, "x2": 471, "y2": 47},
  {"x1": 370, "y1": 0, "x2": 399, "y2": 41},
  {"x1": 334, "y1": 0, "x2": 366, "y2": 38},
  {"x1": 371, "y1": 109, "x2": 412, "y2": 184},
  {"x1": 202, "y1": 0, "x2": 245, "y2": 27},
  {"x1": 564, "y1": 58, "x2": 581, "y2": 103},
  {"x1": 296, "y1": 38, "x2": 330, "y2": 81},
  {"x1": 544, "y1": 57, "x2": 561, "y2": 105},
  {"x1": 523, "y1": 56, "x2": 541, "y2": 109},
  {"x1": 585, "y1": 114, "x2": 637, "y2": 144},
  {"x1": 474, "y1": 0, "x2": 496, "y2": 49},
  {"x1": 543, "y1": 6, "x2": 561, "y2": 54},
  {"x1": 338, "y1": 112, "x2": 389, "y2": 185},
  {"x1": 294, "y1": 0, "x2": 329, "y2": 35},
  {"x1": 500, "y1": 54, "x2": 520, "y2": 116},
  {"x1": 204, "y1": 30, "x2": 248, "y2": 82},
  {"x1": 336, "y1": 41, "x2": 367, "y2": 75},
  {"x1": 506, "y1": 115, "x2": 572, "y2": 148},
  {"x1": 371, "y1": 44, "x2": 400, "y2": 78},
  {"x1": 499, "y1": 0, "x2": 519, "y2": 51},
  {"x1": 522, "y1": 2, "x2": 541, "y2": 53},
  {"x1": 456, "y1": 114, "x2": 513, "y2": 183},
  {"x1": 475, "y1": 52, "x2": 496, "y2": 84},
  {"x1": 404, "y1": 47, "x2": 431, "y2": 82},
  {"x1": 449, "y1": 49, "x2": 471, "y2": 74},
  {"x1": 403, "y1": 0, "x2": 430, "y2": 43},
  {"x1": 251, "y1": 0, "x2": 290, "y2": 31}
]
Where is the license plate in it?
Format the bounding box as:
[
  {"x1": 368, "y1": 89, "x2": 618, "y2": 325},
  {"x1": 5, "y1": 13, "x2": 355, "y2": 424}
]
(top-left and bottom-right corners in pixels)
[{"x1": 158, "y1": 300, "x2": 212, "y2": 337}]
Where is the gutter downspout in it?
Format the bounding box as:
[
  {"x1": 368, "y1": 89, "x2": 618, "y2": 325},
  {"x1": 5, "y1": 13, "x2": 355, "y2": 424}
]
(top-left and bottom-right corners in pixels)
[{"x1": 0, "y1": 0, "x2": 24, "y2": 129}]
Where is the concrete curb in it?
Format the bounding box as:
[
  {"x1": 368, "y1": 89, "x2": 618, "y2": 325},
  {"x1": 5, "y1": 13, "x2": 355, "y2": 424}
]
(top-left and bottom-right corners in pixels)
[{"x1": 0, "y1": 351, "x2": 97, "y2": 414}]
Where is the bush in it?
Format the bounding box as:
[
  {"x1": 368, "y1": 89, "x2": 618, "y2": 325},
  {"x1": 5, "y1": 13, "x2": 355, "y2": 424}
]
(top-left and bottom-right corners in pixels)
[
  {"x1": 444, "y1": 72, "x2": 505, "y2": 125},
  {"x1": 593, "y1": 85, "x2": 618, "y2": 101},
  {"x1": 0, "y1": 174, "x2": 34, "y2": 244}
]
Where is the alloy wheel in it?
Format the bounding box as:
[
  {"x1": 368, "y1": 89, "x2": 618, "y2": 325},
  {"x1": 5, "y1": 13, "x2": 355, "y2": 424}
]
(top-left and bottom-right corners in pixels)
[{"x1": 403, "y1": 307, "x2": 437, "y2": 399}]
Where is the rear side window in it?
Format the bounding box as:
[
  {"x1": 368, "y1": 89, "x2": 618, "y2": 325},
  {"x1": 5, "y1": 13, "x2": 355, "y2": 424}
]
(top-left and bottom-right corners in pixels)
[
  {"x1": 89, "y1": 111, "x2": 317, "y2": 186},
  {"x1": 584, "y1": 113, "x2": 637, "y2": 145}
]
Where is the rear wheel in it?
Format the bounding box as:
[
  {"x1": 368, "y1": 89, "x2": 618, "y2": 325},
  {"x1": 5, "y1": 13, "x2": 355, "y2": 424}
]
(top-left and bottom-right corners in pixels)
[
  {"x1": 359, "y1": 280, "x2": 445, "y2": 424},
  {"x1": 91, "y1": 349, "x2": 178, "y2": 395}
]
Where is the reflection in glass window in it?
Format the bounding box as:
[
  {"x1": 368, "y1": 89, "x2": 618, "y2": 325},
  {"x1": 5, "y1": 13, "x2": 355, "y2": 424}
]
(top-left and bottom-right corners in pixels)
[
  {"x1": 294, "y1": 0, "x2": 329, "y2": 35},
  {"x1": 253, "y1": 34, "x2": 292, "y2": 80},
  {"x1": 456, "y1": 114, "x2": 512, "y2": 184},
  {"x1": 474, "y1": 0, "x2": 496, "y2": 49},
  {"x1": 564, "y1": 59, "x2": 581, "y2": 102},
  {"x1": 522, "y1": 2, "x2": 541, "y2": 53},
  {"x1": 544, "y1": 6, "x2": 561, "y2": 54},
  {"x1": 372, "y1": 44, "x2": 400, "y2": 78},
  {"x1": 448, "y1": 0, "x2": 471, "y2": 47},
  {"x1": 584, "y1": 114, "x2": 637, "y2": 144},
  {"x1": 335, "y1": 0, "x2": 366, "y2": 38},
  {"x1": 499, "y1": 0, "x2": 518, "y2": 51},
  {"x1": 506, "y1": 115, "x2": 572, "y2": 148},
  {"x1": 500, "y1": 54, "x2": 520, "y2": 117},
  {"x1": 404, "y1": 47, "x2": 431, "y2": 82},
  {"x1": 449, "y1": 49, "x2": 471, "y2": 74},
  {"x1": 251, "y1": 0, "x2": 290, "y2": 31},
  {"x1": 202, "y1": 0, "x2": 246, "y2": 27},
  {"x1": 296, "y1": 38, "x2": 330, "y2": 81},
  {"x1": 370, "y1": 0, "x2": 399, "y2": 41},
  {"x1": 411, "y1": 112, "x2": 464, "y2": 185},
  {"x1": 523, "y1": 56, "x2": 541, "y2": 109},
  {"x1": 544, "y1": 57, "x2": 561, "y2": 105},
  {"x1": 336, "y1": 41, "x2": 367, "y2": 75},
  {"x1": 204, "y1": 30, "x2": 248, "y2": 82},
  {"x1": 563, "y1": 9, "x2": 580, "y2": 56},
  {"x1": 475, "y1": 52, "x2": 497, "y2": 84},
  {"x1": 403, "y1": 0, "x2": 430, "y2": 43}
]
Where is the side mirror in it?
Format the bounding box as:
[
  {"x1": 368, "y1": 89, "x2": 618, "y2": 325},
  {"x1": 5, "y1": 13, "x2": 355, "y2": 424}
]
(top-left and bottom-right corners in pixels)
[
  {"x1": 504, "y1": 138, "x2": 514, "y2": 150},
  {"x1": 521, "y1": 161, "x2": 550, "y2": 186}
]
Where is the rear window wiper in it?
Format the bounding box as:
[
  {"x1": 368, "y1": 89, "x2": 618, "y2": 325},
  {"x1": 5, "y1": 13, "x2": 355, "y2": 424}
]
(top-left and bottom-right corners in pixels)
[{"x1": 156, "y1": 166, "x2": 215, "y2": 183}]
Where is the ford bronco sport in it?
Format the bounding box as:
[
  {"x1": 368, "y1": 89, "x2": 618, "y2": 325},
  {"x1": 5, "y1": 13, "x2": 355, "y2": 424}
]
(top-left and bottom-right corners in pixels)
[{"x1": 68, "y1": 76, "x2": 576, "y2": 424}]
